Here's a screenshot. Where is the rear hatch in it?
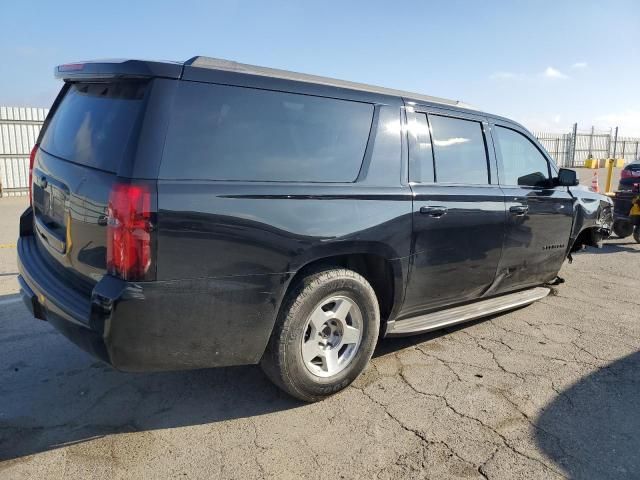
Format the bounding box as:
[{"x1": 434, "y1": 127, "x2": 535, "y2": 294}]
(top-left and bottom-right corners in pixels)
[{"x1": 32, "y1": 80, "x2": 153, "y2": 291}]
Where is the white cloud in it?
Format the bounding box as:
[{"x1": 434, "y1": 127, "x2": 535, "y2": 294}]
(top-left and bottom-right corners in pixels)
[
  {"x1": 491, "y1": 67, "x2": 571, "y2": 81},
  {"x1": 542, "y1": 66, "x2": 568, "y2": 79},
  {"x1": 595, "y1": 110, "x2": 640, "y2": 137},
  {"x1": 571, "y1": 62, "x2": 588, "y2": 69},
  {"x1": 489, "y1": 71, "x2": 520, "y2": 80}
]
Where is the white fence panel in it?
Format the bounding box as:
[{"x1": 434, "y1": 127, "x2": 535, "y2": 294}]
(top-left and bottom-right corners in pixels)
[{"x1": 0, "y1": 106, "x2": 48, "y2": 196}]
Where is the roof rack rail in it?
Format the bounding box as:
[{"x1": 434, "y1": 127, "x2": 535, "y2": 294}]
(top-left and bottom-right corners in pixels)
[{"x1": 184, "y1": 56, "x2": 473, "y2": 109}]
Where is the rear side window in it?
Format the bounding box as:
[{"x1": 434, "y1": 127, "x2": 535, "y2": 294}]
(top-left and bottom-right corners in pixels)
[
  {"x1": 160, "y1": 82, "x2": 374, "y2": 182},
  {"x1": 429, "y1": 115, "x2": 489, "y2": 184},
  {"x1": 494, "y1": 126, "x2": 550, "y2": 187},
  {"x1": 40, "y1": 82, "x2": 147, "y2": 172}
]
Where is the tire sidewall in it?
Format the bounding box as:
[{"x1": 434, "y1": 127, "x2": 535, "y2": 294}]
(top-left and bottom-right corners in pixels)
[{"x1": 281, "y1": 273, "x2": 379, "y2": 399}]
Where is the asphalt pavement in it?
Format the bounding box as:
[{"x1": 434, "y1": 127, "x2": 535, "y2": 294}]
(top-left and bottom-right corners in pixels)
[{"x1": 0, "y1": 191, "x2": 639, "y2": 479}]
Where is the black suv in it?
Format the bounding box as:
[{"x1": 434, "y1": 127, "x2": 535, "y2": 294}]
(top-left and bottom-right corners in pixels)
[{"x1": 18, "y1": 57, "x2": 612, "y2": 401}]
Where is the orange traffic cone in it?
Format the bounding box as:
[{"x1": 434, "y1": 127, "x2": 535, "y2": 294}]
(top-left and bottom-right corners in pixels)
[{"x1": 590, "y1": 171, "x2": 600, "y2": 193}]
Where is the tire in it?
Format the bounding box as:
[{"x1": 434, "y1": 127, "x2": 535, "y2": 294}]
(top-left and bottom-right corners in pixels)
[
  {"x1": 613, "y1": 219, "x2": 634, "y2": 239},
  {"x1": 261, "y1": 268, "x2": 380, "y2": 402},
  {"x1": 633, "y1": 227, "x2": 640, "y2": 244}
]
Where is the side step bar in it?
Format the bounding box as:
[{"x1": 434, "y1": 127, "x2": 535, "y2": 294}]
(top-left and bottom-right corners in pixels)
[{"x1": 386, "y1": 287, "x2": 550, "y2": 337}]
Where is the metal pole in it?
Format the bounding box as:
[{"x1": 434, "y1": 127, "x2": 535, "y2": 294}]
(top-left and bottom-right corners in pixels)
[
  {"x1": 612, "y1": 126, "x2": 619, "y2": 159},
  {"x1": 571, "y1": 123, "x2": 578, "y2": 167},
  {"x1": 587, "y1": 126, "x2": 593, "y2": 158},
  {"x1": 636, "y1": 141, "x2": 639, "y2": 162}
]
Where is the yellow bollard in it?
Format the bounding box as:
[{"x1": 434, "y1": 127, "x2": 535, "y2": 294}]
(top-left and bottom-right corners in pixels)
[
  {"x1": 584, "y1": 158, "x2": 599, "y2": 169},
  {"x1": 605, "y1": 158, "x2": 615, "y2": 194}
]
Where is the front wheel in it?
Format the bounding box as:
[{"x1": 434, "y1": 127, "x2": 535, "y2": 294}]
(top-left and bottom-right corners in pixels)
[{"x1": 261, "y1": 268, "x2": 379, "y2": 402}]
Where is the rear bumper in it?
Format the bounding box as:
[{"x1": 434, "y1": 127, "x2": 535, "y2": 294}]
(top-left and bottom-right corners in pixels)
[
  {"x1": 17, "y1": 209, "x2": 111, "y2": 363},
  {"x1": 17, "y1": 209, "x2": 285, "y2": 371},
  {"x1": 618, "y1": 179, "x2": 640, "y2": 192}
]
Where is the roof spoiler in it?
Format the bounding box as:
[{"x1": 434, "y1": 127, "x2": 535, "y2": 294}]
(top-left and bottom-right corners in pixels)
[
  {"x1": 54, "y1": 56, "x2": 476, "y2": 110},
  {"x1": 55, "y1": 59, "x2": 183, "y2": 81}
]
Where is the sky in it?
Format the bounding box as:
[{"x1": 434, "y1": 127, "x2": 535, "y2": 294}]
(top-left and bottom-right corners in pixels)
[{"x1": 1, "y1": 0, "x2": 639, "y2": 135}]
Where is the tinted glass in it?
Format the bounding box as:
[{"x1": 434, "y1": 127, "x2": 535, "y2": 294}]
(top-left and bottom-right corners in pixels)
[
  {"x1": 495, "y1": 126, "x2": 550, "y2": 187},
  {"x1": 363, "y1": 106, "x2": 403, "y2": 185},
  {"x1": 429, "y1": 115, "x2": 488, "y2": 184},
  {"x1": 40, "y1": 82, "x2": 147, "y2": 172},
  {"x1": 409, "y1": 113, "x2": 435, "y2": 182},
  {"x1": 161, "y1": 82, "x2": 374, "y2": 182}
]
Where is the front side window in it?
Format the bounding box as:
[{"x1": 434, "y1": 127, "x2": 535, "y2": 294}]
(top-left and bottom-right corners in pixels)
[
  {"x1": 494, "y1": 126, "x2": 550, "y2": 187},
  {"x1": 428, "y1": 115, "x2": 489, "y2": 184},
  {"x1": 160, "y1": 82, "x2": 374, "y2": 182}
]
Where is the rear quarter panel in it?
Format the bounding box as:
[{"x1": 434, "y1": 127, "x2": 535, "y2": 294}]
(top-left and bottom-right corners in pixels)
[{"x1": 151, "y1": 93, "x2": 411, "y2": 367}]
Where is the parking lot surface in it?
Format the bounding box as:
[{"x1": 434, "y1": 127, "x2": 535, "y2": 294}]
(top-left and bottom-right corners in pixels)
[{"x1": 0, "y1": 195, "x2": 639, "y2": 479}]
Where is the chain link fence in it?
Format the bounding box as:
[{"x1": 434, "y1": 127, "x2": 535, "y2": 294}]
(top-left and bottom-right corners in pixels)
[{"x1": 534, "y1": 126, "x2": 640, "y2": 168}]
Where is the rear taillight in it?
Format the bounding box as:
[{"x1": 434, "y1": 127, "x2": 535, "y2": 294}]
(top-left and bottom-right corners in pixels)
[
  {"x1": 106, "y1": 182, "x2": 153, "y2": 281},
  {"x1": 621, "y1": 169, "x2": 632, "y2": 179},
  {"x1": 28, "y1": 145, "x2": 38, "y2": 205}
]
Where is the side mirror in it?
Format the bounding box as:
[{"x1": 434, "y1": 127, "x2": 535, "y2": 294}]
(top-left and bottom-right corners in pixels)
[{"x1": 556, "y1": 168, "x2": 579, "y2": 187}]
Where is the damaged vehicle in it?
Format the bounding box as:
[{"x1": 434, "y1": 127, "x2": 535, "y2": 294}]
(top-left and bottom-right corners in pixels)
[{"x1": 17, "y1": 57, "x2": 613, "y2": 401}]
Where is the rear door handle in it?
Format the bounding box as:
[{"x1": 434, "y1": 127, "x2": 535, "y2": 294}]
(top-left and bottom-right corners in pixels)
[
  {"x1": 509, "y1": 205, "x2": 529, "y2": 216},
  {"x1": 420, "y1": 206, "x2": 448, "y2": 217}
]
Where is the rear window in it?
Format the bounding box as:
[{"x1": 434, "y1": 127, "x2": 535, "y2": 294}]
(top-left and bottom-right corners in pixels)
[
  {"x1": 40, "y1": 82, "x2": 147, "y2": 172},
  {"x1": 160, "y1": 82, "x2": 374, "y2": 182}
]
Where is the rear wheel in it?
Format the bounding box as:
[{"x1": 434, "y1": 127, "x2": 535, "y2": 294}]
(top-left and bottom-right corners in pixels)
[
  {"x1": 633, "y1": 227, "x2": 640, "y2": 244},
  {"x1": 613, "y1": 219, "x2": 634, "y2": 239},
  {"x1": 261, "y1": 268, "x2": 379, "y2": 402}
]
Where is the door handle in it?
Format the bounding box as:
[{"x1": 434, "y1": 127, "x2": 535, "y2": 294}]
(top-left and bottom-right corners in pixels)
[
  {"x1": 420, "y1": 206, "x2": 448, "y2": 217},
  {"x1": 509, "y1": 205, "x2": 529, "y2": 216}
]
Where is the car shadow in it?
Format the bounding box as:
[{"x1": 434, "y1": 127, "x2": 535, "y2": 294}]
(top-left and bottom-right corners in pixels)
[
  {"x1": 373, "y1": 302, "x2": 533, "y2": 358},
  {"x1": 373, "y1": 317, "x2": 488, "y2": 358},
  {"x1": 535, "y1": 351, "x2": 640, "y2": 479},
  {"x1": 0, "y1": 360, "x2": 301, "y2": 462},
  {"x1": 0, "y1": 290, "x2": 561, "y2": 465},
  {"x1": 581, "y1": 243, "x2": 638, "y2": 254},
  {"x1": 0, "y1": 293, "x2": 302, "y2": 462},
  {"x1": 0, "y1": 291, "x2": 501, "y2": 463}
]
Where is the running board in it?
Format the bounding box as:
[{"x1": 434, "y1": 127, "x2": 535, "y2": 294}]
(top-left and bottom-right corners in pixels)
[{"x1": 386, "y1": 287, "x2": 550, "y2": 336}]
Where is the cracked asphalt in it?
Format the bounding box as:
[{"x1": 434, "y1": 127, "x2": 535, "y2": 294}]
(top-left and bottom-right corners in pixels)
[{"x1": 1, "y1": 195, "x2": 639, "y2": 479}]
